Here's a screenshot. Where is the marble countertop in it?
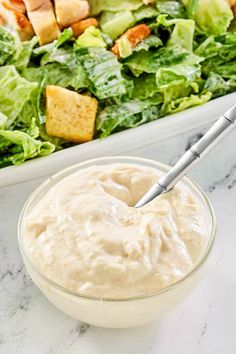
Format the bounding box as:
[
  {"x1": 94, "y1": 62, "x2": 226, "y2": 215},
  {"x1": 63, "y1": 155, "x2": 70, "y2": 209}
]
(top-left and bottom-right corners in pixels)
[{"x1": 0, "y1": 126, "x2": 236, "y2": 354}]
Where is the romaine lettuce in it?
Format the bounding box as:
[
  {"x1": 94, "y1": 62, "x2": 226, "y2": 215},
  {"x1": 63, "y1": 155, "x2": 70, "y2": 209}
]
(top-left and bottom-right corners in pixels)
[
  {"x1": 131, "y1": 75, "x2": 161, "y2": 99},
  {"x1": 0, "y1": 27, "x2": 18, "y2": 66},
  {"x1": 204, "y1": 72, "x2": 236, "y2": 98},
  {"x1": 88, "y1": 0, "x2": 143, "y2": 15},
  {"x1": 156, "y1": 0, "x2": 186, "y2": 19},
  {"x1": 195, "y1": 33, "x2": 236, "y2": 76},
  {"x1": 133, "y1": 35, "x2": 162, "y2": 52},
  {"x1": 183, "y1": 0, "x2": 233, "y2": 35},
  {"x1": 157, "y1": 15, "x2": 195, "y2": 51},
  {"x1": 76, "y1": 47, "x2": 127, "y2": 99},
  {"x1": 0, "y1": 128, "x2": 55, "y2": 167},
  {"x1": 100, "y1": 11, "x2": 135, "y2": 40},
  {"x1": 163, "y1": 91, "x2": 212, "y2": 115},
  {"x1": 0, "y1": 27, "x2": 37, "y2": 70},
  {"x1": 97, "y1": 98, "x2": 162, "y2": 137},
  {"x1": 133, "y1": 5, "x2": 158, "y2": 22},
  {"x1": 76, "y1": 26, "x2": 106, "y2": 48},
  {"x1": 0, "y1": 66, "x2": 38, "y2": 128},
  {"x1": 0, "y1": 113, "x2": 8, "y2": 130},
  {"x1": 124, "y1": 45, "x2": 200, "y2": 76}
]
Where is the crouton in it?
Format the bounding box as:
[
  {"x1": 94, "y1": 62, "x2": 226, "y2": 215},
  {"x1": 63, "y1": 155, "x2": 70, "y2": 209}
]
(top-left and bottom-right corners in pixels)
[
  {"x1": 24, "y1": 0, "x2": 60, "y2": 45},
  {"x1": 0, "y1": 2, "x2": 34, "y2": 40},
  {"x1": 228, "y1": 0, "x2": 236, "y2": 6},
  {"x1": 54, "y1": 0, "x2": 89, "y2": 28},
  {"x1": 112, "y1": 24, "x2": 151, "y2": 58},
  {"x1": 46, "y1": 86, "x2": 98, "y2": 143},
  {"x1": 232, "y1": 4, "x2": 236, "y2": 16},
  {"x1": 71, "y1": 17, "x2": 98, "y2": 37}
]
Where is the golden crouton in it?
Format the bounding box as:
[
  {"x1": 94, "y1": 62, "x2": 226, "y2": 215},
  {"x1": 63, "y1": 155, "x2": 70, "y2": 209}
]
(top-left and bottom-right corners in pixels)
[
  {"x1": 0, "y1": 2, "x2": 34, "y2": 40},
  {"x1": 112, "y1": 24, "x2": 151, "y2": 58},
  {"x1": 24, "y1": 0, "x2": 60, "y2": 45},
  {"x1": 54, "y1": 0, "x2": 89, "y2": 28},
  {"x1": 228, "y1": 0, "x2": 236, "y2": 6},
  {"x1": 71, "y1": 17, "x2": 98, "y2": 37},
  {"x1": 46, "y1": 86, "x2": 98, "y2": 143}
]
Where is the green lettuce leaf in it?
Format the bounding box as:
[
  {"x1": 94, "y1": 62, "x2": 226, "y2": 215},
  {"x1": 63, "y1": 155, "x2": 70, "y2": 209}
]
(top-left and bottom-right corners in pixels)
[
  {"x1": 184, "y1": 0, "x2": 233, "y2": 35},
  {"x1": 204, "y1": 72, "x2": 236, "y2": 98},
  {"x1": 133, "y1": 5, "x2": 159, "y2": 22},
  {"x1": 185, "y1": 0, "x2": 199, "y2": 18},
  {"x1": 33, "y1": 28, "x2": 73, "y2": 66},
  {"x1": 0, "y1": 113, "x2": 8, "y2": 130},
  {"x1": 16, "y1": 84, "x2": 42, "y2": 127},
  {"x1": 76, "y1": 26, "x2": 107, "y2": 48},
  {"x1": 117, "y1": 36, "x2": 133, "y2": 58},
  {"x1": 100, "y1": 11, "x2": 135, "y2": 40},
  {"x1": 0, "y1": 129, "x2": 55, "y2": 167},
  {"x1": 0, "y1": 66, "x2": 38, "y2": 128},
  {"x1": 195, "y1": 33, "x2": 236, "y2": 76},
  {"x1": 163, "y1": 91, "x2": 212, "y2": 115},
  {"x1": 156, "y1": 0, "x2": 186, "y2": 18},
  {"x1": 88, "y1": 0, "x2": 143, "y2": 15},
  {"x1": 133, "y1": 35, "x2": 162, "y2": 52},
  {"x1": 0, "y1": 27, "x2": 37, "y2": 70},
  {"x1": 156, "y1": 63, "x2": 202, "y2": 113},
  {"x1": 22, "y1": 59, "x2": 89, "y2": 90},
  {"x1": 157, "y1": 15, "x2": 195, "y2": 51},
  {"x1": 213, "y1": 61, "x2": 236, "y2": 79},
  {"x1": 11, "y1": 36, "x2": 38, "y2": 70},
  {"x1": 131, "y1": 74, "x2": 160, "y2": 99},
  {"x1": 0, "y1": 27, "x2": 18, "y2": 66},
  {"x1": 156, "y1": 63, "x2": 201, "y2": 88},
  {"x1": 124, "y1": 45, "x2": 201, "y2": 76},
  {"x1": 97, "y1": 99, "x2": 162, "y2": 137},
  {"x1": 75, "y1": 47, "x2": 127, "y2": 99}
]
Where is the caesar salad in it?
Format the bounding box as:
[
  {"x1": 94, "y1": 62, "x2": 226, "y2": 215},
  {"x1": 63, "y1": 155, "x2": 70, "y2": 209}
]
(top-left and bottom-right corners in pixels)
[{"x1": 0, "y1": 0, "x2": 236, "y2": 168}]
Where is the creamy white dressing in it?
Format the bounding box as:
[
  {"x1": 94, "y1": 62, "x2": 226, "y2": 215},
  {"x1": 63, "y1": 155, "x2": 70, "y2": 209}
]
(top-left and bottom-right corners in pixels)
[{"x1": 23, "y1": 163, "x2": 208, "y2": 298}]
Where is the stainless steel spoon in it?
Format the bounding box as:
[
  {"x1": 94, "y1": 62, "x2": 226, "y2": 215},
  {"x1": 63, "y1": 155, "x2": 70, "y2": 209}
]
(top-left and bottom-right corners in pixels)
[{"x1": 135, "y1": 104, "x2": 236, "y2": 208}]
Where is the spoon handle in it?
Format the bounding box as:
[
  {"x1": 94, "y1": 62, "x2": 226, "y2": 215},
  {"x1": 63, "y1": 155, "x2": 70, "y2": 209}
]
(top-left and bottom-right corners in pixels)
[{"x1": 135, "y1": 104, "x2": 236, "y2": 208}]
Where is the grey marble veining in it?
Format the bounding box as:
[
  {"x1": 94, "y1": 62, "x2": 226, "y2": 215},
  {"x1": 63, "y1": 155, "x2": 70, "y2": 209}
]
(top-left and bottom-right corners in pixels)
[{"x1": 0, "y1": 127, "x2": 236, "y2": 354}]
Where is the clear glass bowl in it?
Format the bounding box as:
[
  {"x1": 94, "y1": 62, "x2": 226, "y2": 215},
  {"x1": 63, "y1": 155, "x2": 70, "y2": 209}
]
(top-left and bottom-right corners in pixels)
[{"x1": 18, "y1": 157, "x2": 216, "y2": 328}]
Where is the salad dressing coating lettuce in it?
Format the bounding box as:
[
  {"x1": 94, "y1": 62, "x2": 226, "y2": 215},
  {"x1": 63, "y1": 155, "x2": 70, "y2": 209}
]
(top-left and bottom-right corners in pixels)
[
  {"x1": 124, "y1": 45, "x2": 191, "y2": 75},
  {"x1": 96, "y1": 97, "x2": 162, "y2": 137},
  {"x1": 156, "y1": 0, "x2": 186, "y2": 18},
  {"x1": 75, "y1": 47, "x2": 127, "y2": 99},
  {"x1": 204, "y1": 72, "x2": 236, "y2": 98}
]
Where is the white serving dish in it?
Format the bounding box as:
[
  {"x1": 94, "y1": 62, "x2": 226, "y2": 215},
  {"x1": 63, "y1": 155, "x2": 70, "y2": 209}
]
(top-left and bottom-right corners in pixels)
[{"x1": 1, "y1": 93, "x2": 236, "y2": 187}]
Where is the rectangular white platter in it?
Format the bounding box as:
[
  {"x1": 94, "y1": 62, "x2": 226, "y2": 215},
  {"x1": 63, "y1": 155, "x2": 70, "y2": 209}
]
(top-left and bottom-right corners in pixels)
[{"x1": 0, "y1": 92, "x2": 236, "y2": 187}]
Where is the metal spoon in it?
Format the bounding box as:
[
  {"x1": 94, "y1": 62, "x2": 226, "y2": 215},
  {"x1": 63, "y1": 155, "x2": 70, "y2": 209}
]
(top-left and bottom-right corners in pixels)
[{"x1": 135, "y1": 104, "x2": 236, "y2": 208}]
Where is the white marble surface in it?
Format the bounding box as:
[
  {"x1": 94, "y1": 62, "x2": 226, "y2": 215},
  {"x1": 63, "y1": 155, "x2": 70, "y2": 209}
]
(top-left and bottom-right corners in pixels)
[{"x1": 0, "y1": 127, "x2": 236, "y2": 354}]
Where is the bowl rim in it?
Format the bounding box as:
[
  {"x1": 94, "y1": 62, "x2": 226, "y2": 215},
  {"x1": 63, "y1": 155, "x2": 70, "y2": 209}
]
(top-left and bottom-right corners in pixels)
[{"x1": 18, "y1": 156, "x2": 216, "y2": 302}]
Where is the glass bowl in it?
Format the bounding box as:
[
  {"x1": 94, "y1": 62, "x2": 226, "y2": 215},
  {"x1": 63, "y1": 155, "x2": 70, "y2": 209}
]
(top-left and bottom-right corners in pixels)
[{"x1": 18, "y1": 156, "x2": 216, "y2": 328}]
